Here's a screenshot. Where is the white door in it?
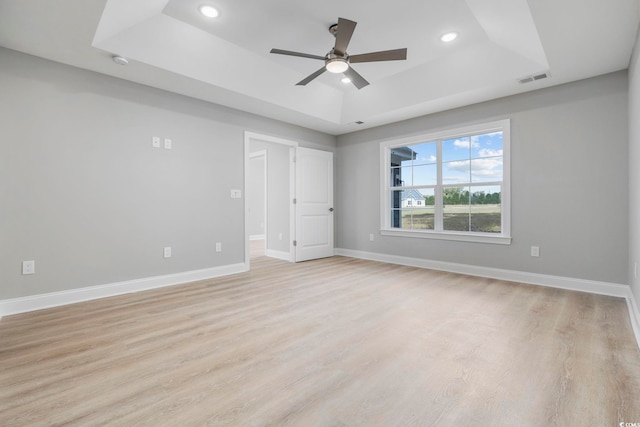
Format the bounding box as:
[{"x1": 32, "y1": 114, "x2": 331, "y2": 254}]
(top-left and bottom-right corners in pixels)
[{"x1": 295, "y1": 147, "x2": 334, "y2": 262}]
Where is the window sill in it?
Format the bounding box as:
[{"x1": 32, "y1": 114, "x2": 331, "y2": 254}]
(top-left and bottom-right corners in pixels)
[{"x1": 380, "y1": 229, "x2": 512, "y2": 245}]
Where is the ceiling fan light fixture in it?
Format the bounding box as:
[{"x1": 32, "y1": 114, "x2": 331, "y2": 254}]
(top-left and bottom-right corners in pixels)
[
  {"x1": 199, "y1": 5, "x2": 219, "y2": 18},
  {"x1": 326, "y1": 58, "x2": 349, "y2": 73},
  {"x1": 270, "y1": 17, "x2": 407, "y2": 89}
]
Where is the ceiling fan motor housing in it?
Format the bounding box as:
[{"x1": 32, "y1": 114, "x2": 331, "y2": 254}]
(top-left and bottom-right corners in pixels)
[{"x1": 329, "y1": 23, "x2": 339, "y2": 37}]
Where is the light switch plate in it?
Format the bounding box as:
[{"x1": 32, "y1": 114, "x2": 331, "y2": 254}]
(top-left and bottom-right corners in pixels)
[
  {"x1": 164, "y1": 138, "x2": 172, "y2": 149},
  {"x1": 230, "y1": 189, "x2": 242, "y2": 199},
  {"x1": 152, "y1": 136, "x2": 161, "y2": 148}
]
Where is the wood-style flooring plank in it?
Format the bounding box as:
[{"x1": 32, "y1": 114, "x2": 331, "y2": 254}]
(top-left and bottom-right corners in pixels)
[{"x1": 1, "y1": 255, "x2": 639, "y2": 426}]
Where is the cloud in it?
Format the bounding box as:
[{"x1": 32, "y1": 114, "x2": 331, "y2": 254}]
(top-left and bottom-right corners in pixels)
[
  {"x1": 452, "y1": 138, "x2": 479, "y2": 149},
  {"x1": 472, "y1": 170, "x2": 502, "y2": 179},
  {"x1": 446, "y1": 158, "x2": 502, "y2": 180},
  {"x1": 447, "y1": 160, "x2": 470, "y2": 171},
  {"x1": 477, "y1": 148, "x2": 503, "y2": 157},
  {"x1": 471, "y1": 158, "x2": 503, "y2": 179},
  {"x1": 473, "y1": 158, "x2": 503, "y2": 169}
]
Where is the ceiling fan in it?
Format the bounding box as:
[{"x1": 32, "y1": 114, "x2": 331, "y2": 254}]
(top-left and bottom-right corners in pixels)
[{"x1": 270, "y1": 17, "x2": 407, "y2": 90}]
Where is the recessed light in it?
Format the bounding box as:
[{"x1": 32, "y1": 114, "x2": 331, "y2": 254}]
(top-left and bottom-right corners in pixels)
[
  {"x1": 440, "y1": 32, "x2": 458, "y2": 42},
  {"x1": 341, "y1": 77, "x2": 351, "y2": 84},
  {"x1": 112, "y1": 55, "x2": 128, "y2": 65},
  {"x1": 199, "y1": 5, "x2": 219, "y2": 18}
]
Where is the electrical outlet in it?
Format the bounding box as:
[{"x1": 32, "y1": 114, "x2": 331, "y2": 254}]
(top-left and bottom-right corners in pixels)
[
  {"x1": 230, "y1": 189, "x2": 242, "y2": 199},
  {"x1": 164, "y1": 247, "x2": 172, "y2": 258},
  {"x1": 216, "y1": 242, "x2": 222, "y2": 252},
  {"x1": 152, "y1": 136, "x2": 161, "y2": 148},
  {"x1": 22, "y1": 260, "x2": 35, "y2": 275},
  {"x1": 278, "y1": 233, "x2": 283, "y2": 241},
  {"x1": 369, "y1": 233, "x2": 375, "y2": 241},
  {"x1": 164, "y1": 138, "x2": 172, "y2": 149},
  {"x1": 530, "y1": 246, "x2": 540, "y2": 257}
]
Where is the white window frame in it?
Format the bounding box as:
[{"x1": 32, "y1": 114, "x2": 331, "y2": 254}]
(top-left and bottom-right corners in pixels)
[{"x1": 380, "y1": 119, "x2": 511, "y2": 245}]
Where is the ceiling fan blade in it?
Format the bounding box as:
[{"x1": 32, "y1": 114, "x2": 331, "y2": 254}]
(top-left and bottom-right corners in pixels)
[
  {"x1": 270, "y1": 49, "x2": 325, "y2": 61},
  {"x1": 349, "y1": 48, "x2": 408, "y2": 63},
  {"x1": 296, "y1": 67, "x2": 327, "y2": 86},
  {"x1": 334, "y1": 17, "x2": 357, "y2": 56},
  {"x1": 344, "y1": 66, "x2": 369, "y2": 90}
]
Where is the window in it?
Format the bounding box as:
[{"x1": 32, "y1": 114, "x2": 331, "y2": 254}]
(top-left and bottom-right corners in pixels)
[{"x1": 380, "y1": 119, "x2": 510, "y2": 244}]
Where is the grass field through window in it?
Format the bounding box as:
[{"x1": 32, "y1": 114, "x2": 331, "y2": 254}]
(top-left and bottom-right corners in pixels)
[{"x1": 398, "y1": 204, "x2": 501, "y2": 233}]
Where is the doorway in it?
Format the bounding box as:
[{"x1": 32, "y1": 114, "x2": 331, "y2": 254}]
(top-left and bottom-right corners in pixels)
[
  {"x1": 244, "y1": 132, "x2": 296, "y2": 267},
  {"x1": 244, "y1": 132, "x2": 335, "y2": 268}
]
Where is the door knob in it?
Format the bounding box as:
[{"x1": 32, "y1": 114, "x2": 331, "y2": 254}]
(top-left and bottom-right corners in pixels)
[{"x1": 329, "y1": 208, "x2": 334, "y2": 212}]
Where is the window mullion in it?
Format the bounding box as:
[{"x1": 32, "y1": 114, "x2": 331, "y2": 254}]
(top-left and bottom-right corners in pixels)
[
  {"x1": 467, "y1": 138, "x2": 472, "y2": 232},
  {"x1": 435, "y1": 140, "x2": 443, "y2": 232}
]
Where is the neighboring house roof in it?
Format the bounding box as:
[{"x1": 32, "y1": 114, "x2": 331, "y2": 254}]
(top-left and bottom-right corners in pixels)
[
  {"x1": 401, "y1": 189, "x2": 424, "y2": 200},
  {"x1": 390, "y1": 146, "x2": 417, "y2": 164}
]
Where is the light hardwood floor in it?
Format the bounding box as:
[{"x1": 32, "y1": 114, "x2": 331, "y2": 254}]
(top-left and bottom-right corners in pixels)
[
  {"x1": 250, "y1": 239, "x2": 265, "y2": 259},
  {"x1": 1, "y1": 255, "x2": 639, "y2": 426}
]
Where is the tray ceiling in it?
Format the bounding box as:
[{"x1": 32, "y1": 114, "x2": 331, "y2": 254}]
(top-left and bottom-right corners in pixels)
[{"x1": 1, "y1": 0, "x2": 638, "y2": 134}]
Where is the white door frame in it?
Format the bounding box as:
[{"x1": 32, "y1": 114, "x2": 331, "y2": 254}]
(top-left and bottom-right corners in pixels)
[{"x1": 244, "y1": 132, "x2": 297, "y2": 267}]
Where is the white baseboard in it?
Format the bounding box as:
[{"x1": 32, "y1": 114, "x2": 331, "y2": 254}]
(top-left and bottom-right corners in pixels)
[
  {"x1": 265, "y1": 249, "x2": 291, "y2": 261},
  {"x1": 626, "y1": 289, "x2": 640, "y2": 350},
  {"x1": 0, "y1": 263, "x2": 248, "y2": 318},
  {"x1": 336, "y1": 248, "x2": 640, "y2": 349},
  {"x1": 3, "y1": 249, "x2": 639, "y2": 351},
  {"x1": 249, "y1": 235, "x2": 265, "y2": 241}
]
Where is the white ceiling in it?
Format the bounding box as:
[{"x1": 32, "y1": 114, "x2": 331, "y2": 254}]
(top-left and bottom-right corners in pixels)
[{"x1": 1, "y1": 0, "x2": 639, "y2": 135}]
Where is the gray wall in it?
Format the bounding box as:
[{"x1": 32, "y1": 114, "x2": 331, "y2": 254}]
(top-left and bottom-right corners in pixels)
[
  {"x1": 337, "y1": 72, "x2": 629, "y2": 285},
  {"x1": 630, "y1": 28, "x2": 640, "y2": 302},
  {"x1": 1, "y1": 44, "x2": 633, "y2": 302},
  {"x1": 0, "y1": 47, "x2": 335, "y2": 300}
]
